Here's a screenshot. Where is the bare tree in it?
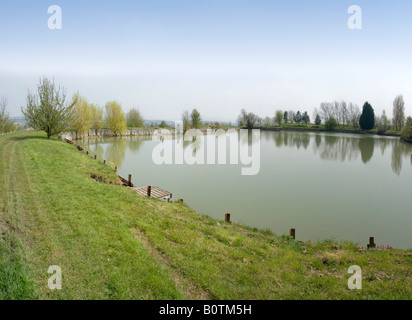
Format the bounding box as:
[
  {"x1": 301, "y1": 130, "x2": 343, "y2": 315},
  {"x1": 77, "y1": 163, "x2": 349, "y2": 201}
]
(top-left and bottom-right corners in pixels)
[
  {"x1": 392, "y1": 95, "x2": 405, "y2": 131},
  {"x1": 341, "y1": 101, "x2": 349, "y2": 126},
  {"x1": 255, "y1": 115, "x2": 263, "y2": 127},
  {"x1": 263, "y1": 116, "x2": 272, "y2": 127},
  {"x1": 319, "y1": 102, "x2": 335, "y2": 122},
  {"x1": 348, "y1": 103, "x2": 361, "y2": 129},
  {"x1": 381, "y1": 110, "x2": 390, "y2": 128},
  {"x1": 237, "y1": 109, "x2": 257, "y2": 128},
  {"x1": 0, "y1": 96, "x2": 10, "y2": 133},
  {"x1": 312, "y1": 107, "x2": 319, "y2": 123},
  {"x1": 288, "y1": 110, "x2": 295, "y2": 123},
  {"x1": 334, "y1": 101, "x2": 341, "y2": 126}
]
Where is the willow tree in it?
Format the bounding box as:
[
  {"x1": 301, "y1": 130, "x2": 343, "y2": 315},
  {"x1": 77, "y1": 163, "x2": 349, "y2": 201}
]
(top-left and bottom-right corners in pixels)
[
  {"x1": 90, "y1": 104, "x2": 104, "y2": 135},
  {"x1": 126, "y1": 108, "x2": 144, "y2": 128},
  {"x1": 275, "y1": 110, "x2": 283, "y2": 126},
  {"x1": 72, "y1": 93, "x2": 91, "y2": 138},
  {"x1": 21, "y1": 77, "x2": 76, "y2": 139},
  {"x1": 105, "y1": 100, "x2": 127, "y2": 135}
]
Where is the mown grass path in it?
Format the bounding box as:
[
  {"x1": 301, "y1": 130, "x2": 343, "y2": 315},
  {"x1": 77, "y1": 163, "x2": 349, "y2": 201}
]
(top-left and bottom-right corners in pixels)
[{"x1": 0, "y1": 131, "x2": 411, "y2": 299}]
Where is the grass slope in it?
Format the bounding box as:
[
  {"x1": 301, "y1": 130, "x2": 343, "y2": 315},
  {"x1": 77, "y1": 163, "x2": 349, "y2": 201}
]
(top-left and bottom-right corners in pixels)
[{"x1": 0, "y1": 131, "x2": 411, "y2": 299}]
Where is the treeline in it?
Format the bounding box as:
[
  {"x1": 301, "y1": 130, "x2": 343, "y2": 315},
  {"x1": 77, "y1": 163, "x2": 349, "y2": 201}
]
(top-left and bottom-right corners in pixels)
[
  {"x1": 237, "y1": 95, "x2": 412, "y2": 138},
  {"x1": 6, "y1": 76, "x2": 412, "y2": 140},
  {"x1": 237, "y1": 108, "x2": 311, "y2": 129},
  {"x1": 20, "y1": 77, "x2": 152, "y2": 139},
  {"x1": 182, "y1": 108, "x2": 202, "y2": 131}
]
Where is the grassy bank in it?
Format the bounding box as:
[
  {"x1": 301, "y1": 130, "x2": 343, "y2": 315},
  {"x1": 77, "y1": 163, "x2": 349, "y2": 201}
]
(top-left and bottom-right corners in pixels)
[{"x1": 0, "y1": 131, "x2": 411, "y2": 299}]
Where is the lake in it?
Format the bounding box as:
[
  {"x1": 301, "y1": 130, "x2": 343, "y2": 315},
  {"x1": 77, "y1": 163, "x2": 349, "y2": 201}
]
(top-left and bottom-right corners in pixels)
[{"x1": 78, "y1": 130, "x2": 412, "y2": 249}]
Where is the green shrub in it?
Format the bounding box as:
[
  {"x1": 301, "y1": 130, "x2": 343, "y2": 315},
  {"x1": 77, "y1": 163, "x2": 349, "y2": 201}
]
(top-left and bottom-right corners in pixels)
[
  {"x1": 324, "y1": 117, "x2": 338, "y2": 131},
  {"x1": 400, "y1": 127, "x2": 412, "y2": 139},
  {"x1": 377, "y1": 125, "x2": 387, "y2": 135}
]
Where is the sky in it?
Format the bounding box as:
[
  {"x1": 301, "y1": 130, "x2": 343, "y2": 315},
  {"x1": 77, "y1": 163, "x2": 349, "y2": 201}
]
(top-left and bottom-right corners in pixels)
[{"x1": 0, "y1": 0, "x2": 411, "y2": 121}]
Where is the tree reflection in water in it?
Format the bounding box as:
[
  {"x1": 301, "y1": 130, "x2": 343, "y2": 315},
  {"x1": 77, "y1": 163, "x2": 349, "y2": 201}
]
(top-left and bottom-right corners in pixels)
[
  {"x1": 264, "y1": 131, "x2": 411, "y2": 175},
  {"x1": 359, "y1": 138, "x2": 374, "y2": 164},
  {"x1": 105, "y1": 137, "x2": 127, "y2": 168},
  {"x1": 81, "y1": 131, "x2": 411, "y2": 176},
  {"x1": 87, "y1": 138, "x2": 104, "y2": 160}
]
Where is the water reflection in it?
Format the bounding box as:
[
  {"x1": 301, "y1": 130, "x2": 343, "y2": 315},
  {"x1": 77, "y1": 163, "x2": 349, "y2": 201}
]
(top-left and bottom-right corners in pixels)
[
  {"x1": 263, "y1": 131, "x2": 412, "y2": 175},
  {"x1": 391, "y1": 139, "x2": 410, "y2": 176},
  {"x1": 359, "y1": 138, "x2": 374, "y2": 164},
  {"x1": 75, "y1": 131, "x2": 412, "y2": 248},
  {"x1": 128, "y1": 137, "x2": 144, "y2": 153},
  {"x1": 84, "y1": 138, "x2": 105, "y2": 160},
  {"x1": 80, "y1": 136, "x2": 145, "y2": 168},
  {"x1": 318, "y1": 135, "x2": 360, "y2": 162},
  {"x1": 80, "y1": 131, "x2": 412, "y2": 176},
  {"x1": 105, "y1": 137, "x2": 127, "y2": 168}
]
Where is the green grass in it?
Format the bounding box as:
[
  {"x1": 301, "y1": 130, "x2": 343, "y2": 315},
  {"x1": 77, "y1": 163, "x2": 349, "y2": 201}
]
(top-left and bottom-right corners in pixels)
[{"x1": 0, "y1": 130, "x2": 411, "y2": 299}]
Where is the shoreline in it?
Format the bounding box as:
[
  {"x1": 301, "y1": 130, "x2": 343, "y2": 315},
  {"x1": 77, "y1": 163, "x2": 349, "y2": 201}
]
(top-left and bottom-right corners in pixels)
[
  {"x1": 59, "y1": 127, "x2": 215, "y2": 141},
  {"x1": 62, "y1": 129, "x2": 411, "y2": 250},
  {"x1": 59, "y1": 128, "x2": 164, "y2": 141},
  {"x1": 1, "y1": 130, "x2": 411, "y2": 299},
  {"x1": 60, "y1": 126, "x2": 405, "y2": 142}
]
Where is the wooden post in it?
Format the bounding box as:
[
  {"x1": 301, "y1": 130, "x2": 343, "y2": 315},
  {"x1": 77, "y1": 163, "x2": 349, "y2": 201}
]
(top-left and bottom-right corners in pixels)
[
  {"x1": 115, "y1": 166, "x2": 117, "y2": 172},
  {"x1": 289, "y1": 228, "x2": 295, "y2": 239},
  {"x1": 86, "y1": 151, "x2": 89, "y2": 155},
  {"x1": 147, "y1": 185, "x2": 152, "y2": 197},
  {"x1": 103, "y1": 160, "x2": 106, "y2": 164},
  {"x1": 367, "y1": 237, "x2": 376, "y2": 249},
  {"x1": 225, "y1": 213, "x2": 231, "y2": 223},
  {"x1": 94, "y1": 155, "x2": 97, "y2": 160},
  {"x1": 128, "y1": 174, "x2": 132, "y2": 187}
]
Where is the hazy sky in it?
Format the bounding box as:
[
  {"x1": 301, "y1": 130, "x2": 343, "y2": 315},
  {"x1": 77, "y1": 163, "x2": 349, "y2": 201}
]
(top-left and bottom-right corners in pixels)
[{"x1": 1, "y1": 0, "x2": 411, "y2": 121}]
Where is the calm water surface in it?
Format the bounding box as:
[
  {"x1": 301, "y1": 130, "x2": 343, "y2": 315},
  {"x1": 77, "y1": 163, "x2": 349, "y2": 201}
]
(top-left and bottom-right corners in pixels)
[{"x1": 78, "y1": 131, "x2": 412, "y2": 249}]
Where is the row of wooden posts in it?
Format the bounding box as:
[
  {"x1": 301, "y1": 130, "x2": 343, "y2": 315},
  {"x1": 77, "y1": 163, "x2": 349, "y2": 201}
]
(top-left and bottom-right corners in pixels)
[
  {"x1": 225, "y1": 213, "x2": 376, "y2": 248},
  {"x1": 75, "y1": 141, "x2": 169, "y2": 198},
  {"x1": 77, "y1": 141, "x2": 378, "y2": 248},
  {"x1": 78, "y1": 143, "x2": 135, "y2": 188}
]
